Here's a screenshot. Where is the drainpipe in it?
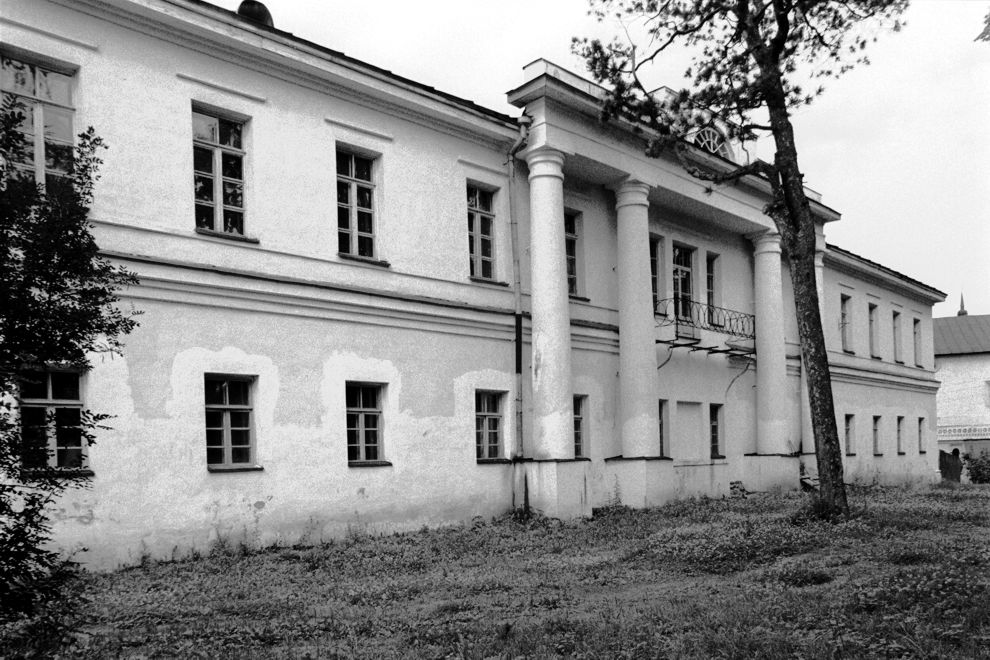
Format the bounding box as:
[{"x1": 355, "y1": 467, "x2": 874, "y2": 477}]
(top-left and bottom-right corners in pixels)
[{"x1": 507, "y1": 114, "x2": 531, "y2": 463}]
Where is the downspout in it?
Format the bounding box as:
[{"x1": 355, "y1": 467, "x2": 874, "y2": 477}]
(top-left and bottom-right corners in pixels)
[{"x1": 507, "y1": 114, "x2": 531, "y2": 489}]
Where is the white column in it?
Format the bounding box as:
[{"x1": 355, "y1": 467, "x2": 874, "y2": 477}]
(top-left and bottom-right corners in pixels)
[
  {"x1": 615, "y1": 180, "x2": 660, "y2": 457},
  {"x1": 753, "y1": 231, "x2": 789, "y2": 454},
  {"x1": 526, "y1": 147, "x2": 573, "y2": 459}
]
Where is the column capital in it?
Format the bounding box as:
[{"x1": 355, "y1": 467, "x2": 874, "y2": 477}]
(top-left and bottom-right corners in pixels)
[
  {"x1": 525, "y1": 147, "x2": 565, "y2": 181},
  {"x1": 749, "y1": 230, "x2": 781, "y2": 255},
  {"x1": 612, "y1": 179, "x2": 651, "y2": 210}
]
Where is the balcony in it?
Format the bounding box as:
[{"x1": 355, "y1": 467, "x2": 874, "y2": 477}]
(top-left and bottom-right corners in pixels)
[{"x1": 655, "y1": 298, "x2": 756, "y2": 356}]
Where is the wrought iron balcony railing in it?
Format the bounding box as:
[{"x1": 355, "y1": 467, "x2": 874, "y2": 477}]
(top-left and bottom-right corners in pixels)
[{"x1": 655, "y1": 298, "x2": 756, "y2": 340}]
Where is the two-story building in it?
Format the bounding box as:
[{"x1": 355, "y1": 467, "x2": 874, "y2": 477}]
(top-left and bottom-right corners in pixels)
[{"x1": 1, "y1": 0, "x2": 945, "y2": 569}]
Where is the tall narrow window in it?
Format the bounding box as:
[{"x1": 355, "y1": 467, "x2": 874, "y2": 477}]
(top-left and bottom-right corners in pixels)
[
  {"x1": 193, "y1": 110, "x2": 245, "y2": 235},
  {"x1": 18, "y1": 371, "x2": 84, "y2": 470},
  {"x1": 659, "y1": 399, "x2": 668, "y2": 457},
  {"x1": 918, "y1": 417, "x2": 926, "y2": 453},
  {"x1": 840, "y1": 294, "x2": 853, "y2": 352},
  {"x1": 475, "y1": 391, "x2": 503, "y2": 460},
  {"x1": 649, "y1": 237, "x2": 661, "y2": 310},
  {"x1": 467, "y1": 185, "x2": 495, "y2": 280},
  {"x1": 892, "y1": 311, "x2": 903, "y2": 362},
  {"x1": 913, "y1": 319, "x2": 922, "y2": 367},
  {"x1": 709, "y1": 404, "x2": 723, "y2": 459},
  {"x1": 1, "y1": 56, "x2": 74, "y2": 185},
  {"x1": 337, "y1": 151, "x2": 376, "y2": 257},
  {"x1": 204, "y1": 376, "x2": 254, "y2": 468},
  {"x1": 564, "y1": 212, "x2": 580, "y2": 296},
  {"x1": 872, "y1": 416, "x2": 882, "y2": 455},
  {"x1": 844, "y1": 414, "x2": 855, "y2": 456},
  {"x1": 346, "y1": 383, "x2": 382, "y2": 463},
  {"x1": 573, "y1": 395, "x2": 586, "y2": 458},
  {"x1": 672, "y1": 245, "x2": 694, "y2": 320},
  {"x1": 896, "y1": 416, "x2": 905, "y2": 454},
  {"x1": 868, "y1": 303, "x2": 879, "y2": 357},
  {"x1": 706, "y1": 253, "x2": 719, "y2": 324}
]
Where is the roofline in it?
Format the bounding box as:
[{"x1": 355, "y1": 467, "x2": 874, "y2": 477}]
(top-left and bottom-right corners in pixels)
[{"x1": 825, "y1": 243, "x2": 946, "y2": 302}]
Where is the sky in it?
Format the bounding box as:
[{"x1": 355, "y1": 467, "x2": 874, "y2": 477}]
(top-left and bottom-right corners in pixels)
[{"x1": 213, "y1": 0, "x2": 989, "y2": 318}]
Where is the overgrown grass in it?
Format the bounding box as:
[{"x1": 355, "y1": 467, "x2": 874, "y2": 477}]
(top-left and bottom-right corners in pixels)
[{"x1": 4, "y1": 484, "x2": 990, "y2": 659}]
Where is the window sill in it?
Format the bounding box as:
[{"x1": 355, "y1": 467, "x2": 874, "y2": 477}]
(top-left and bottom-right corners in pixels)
[
  {"x1": 914, "y1": 364, "x2": 925, "y2": 369},
  {"x1": 338, "y1": 252, "x2": 391, "y2": 268},
  {"x1": 21, "y1": 468, "x2": 94, "y2": 479},
  {"x1": 897, "y1": 452, "x2": 906, "y2": 456},
  {"x1": 843, "y1": 349, "x2": 856, "y2": 355},
  {"x1": 476, "y1": 458, "x2": 511, "y2": 465},
  {"x1": 207, "y1": 465, "x2": 264, "y2": 473},
  {"x1": 195, "y1": 227, "x2": 260, "y2": 244},
  {"x1": 348, "y1": 460, "x2": 393, "y2": 468},
  {"x1": 894, "y1": 360, "x2": 905, "y2": 365},
  {"x1": 873, "y1": 453, "x2": 884, "y2": 457},
  {"x1": 569, "y1": 295, "x2": 590, "y2": 303},
  {"x1": 711, "y1": 454, "x2": 726, "y2": 460},
  {"x1": 919, "y1": 450, "x2": 927, "y2": 455},
  {"x1": 469, "y1": 277, "x2": 510, "y2": 288},
  {"x1": 871, "y1": 355, "x2": 882, "y2": 361}
]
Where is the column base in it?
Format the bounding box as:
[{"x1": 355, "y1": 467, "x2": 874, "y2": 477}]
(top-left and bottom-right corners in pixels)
[
  {"x1": 741, "y1": 454, "x2": 800, "y2": 492},
  {"x1": 516, "y1": 460, "x2": 592, "y2": 519}
]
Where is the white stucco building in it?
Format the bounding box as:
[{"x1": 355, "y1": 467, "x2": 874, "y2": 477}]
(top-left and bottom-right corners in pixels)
[
  {"x1": 935, "y1": 304, "x2": 990, "y2": 457},
  {"x1": 2, "y1": 0, "x2": 945, "y2": 569}
]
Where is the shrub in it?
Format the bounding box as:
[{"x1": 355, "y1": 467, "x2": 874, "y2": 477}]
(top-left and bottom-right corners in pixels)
[{"x1": 964, "y1": 452, "x2": 990, "y2": 484}]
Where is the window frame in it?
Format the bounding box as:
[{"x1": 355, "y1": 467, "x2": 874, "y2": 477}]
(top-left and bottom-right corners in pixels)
[
  {"x1": 705, "y1": 252, "x2": 721, "y2": 325},
  {"x1": 1, "y1": 54, "x2": 75, "y2": 186},
  {"x1": 573, "y1": 395, "x2": 587, "y2": 458},
  {"x1": 204, "y1": 374, "x2": 257, "y2": 470},
  {"x1": 709, "y1": 403, "x2": 724, "y2": 460},
  {"x1": 192, "y1": 108, "x2": 247, "y2": 237},
  {"x1": 336, "y1": 149, "x2": 378, "y2": 259},
  {"x1": 18, "y1": 369, "x2": 87, "y2": 472},
  {"x1": 346, "y1": 382, "x2": 385, "y2": 465},
  {"x1": 649, "y1": 236, "x2": 663, "y2": 312},
  {"x1": 672, "y1": 244, "x2": 695, "y2": 321},
  {"x1": 840, "y1": 294, "x2": 853, "y2": 353},
  {"x1": 912, "y1": 319, "x2": 923, "y2": 367},
  {"x1": 896, "y1": 416, "x2": 905, "y2": 455},
  {"x1": 872, "y1": 415, "x2": 882, "y2": 456},
  {"x1": 844, "y1": 414, "x2": 856, "y2": 456},
  {"x1": 918, "y1": 417, "x2": 926, "y2": 454},
  {"x1": 868, "y1": 302, "x2": 880, "y2": 358},
  {"x1": 564, "y1": 211, "x2": 583, "y2": 297},
  {"x1": 467, "y1": 184, "x2": 497, "y2": 281},
  {"x1": 475, "y1": 390, "x2": 504, "y2": 461},
  {"x1": 892, "y1": 311, "x2": 903, "y2": 363}
]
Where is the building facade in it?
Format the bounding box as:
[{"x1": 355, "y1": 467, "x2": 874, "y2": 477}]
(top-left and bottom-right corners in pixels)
[
  {"x1": 1, "y1": 0, "x2": 945, "y2": 569},
  {"x1": 935, "y1": 306, "x2": 990, "y2": 457}
]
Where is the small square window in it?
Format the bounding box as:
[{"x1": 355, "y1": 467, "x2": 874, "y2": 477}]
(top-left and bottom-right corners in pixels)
[
  {"x1": 475, "y1": 390, "x2": 503, "y2": 460},
  {"x1": 204, "y1": 375, "x2": 255, "y2": 468},
  {"x1": 18, "y1": 370, "x2": 85, "y2": 470},
  {"x1": 346, "y1": 382, "x2": 383, "y2": 463}
]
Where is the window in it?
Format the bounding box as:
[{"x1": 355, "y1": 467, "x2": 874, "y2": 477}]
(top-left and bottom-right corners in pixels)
[
  {"x1": 1, "y1": 55, "x2": 74, "y2": 185},
  {"x1": 467, "y1": 185, "x2": 495, "y2": 280},
  {"x1": 193, "y1": 110, "x2": 245, "y2": 235},
  {"x1": 204, "y1": 376, "x2": 254, "y2": 468},
  {"x1": 564, "y1": 212, "x2": 580, "y2": 296},
  {"x1": 892, "y1": 311, "x2": 903, "y2": 363},
  {"x1": 18, "y1": 370, "x2": 84, "y2": 470},
  {"x1": 475, "y1": 391, "x2": 503, "y2": 460},
  {"x1": 706, "y1": 253, "x2": 719, "y2": 324},
  {"x1": 336, "y1": 150, "x2": 376, "y2": 257},
  {"x1": 573, "y1": 395, "x2": 586, "y2": 458},
  {"x1": 844, "y1": 414, "x2": 855, "y2": 456},
  {"x1": 896, "y1": 416, "x2": 905, "y2": 454},
  {"x1": 693, "y1": 126, "x2": 729, "y2": 158},
  {"x1": 672, "y1": 245, "x2": 694, "y2": 320},
  {"x1": 649, "y1": 237, "x2": 662, "y2": 310},
  {"x1": 346, "y1": 383, "x2": 382, "y2": 463},
  {"x1": 913, "y1": 319, "x2": 922, "y2": 366},
  {"x1": 872, "y1": 416, "x2": 882, "y2": 455},
  {"x1": 918, "y1": 417, "x2": 926, "y2": 453},
  {"x1": 868, "y1": 303, "x2": 879, "y2": 357},
  {"x1": 709, "y1": 404, "x2": 723, "y2": 459},
  {"x1": 840, "y1": 294, "x2": 853, "y2": 352},
  {"x1": 659, "y1": 399, "x2": 668, "y2": 457}
]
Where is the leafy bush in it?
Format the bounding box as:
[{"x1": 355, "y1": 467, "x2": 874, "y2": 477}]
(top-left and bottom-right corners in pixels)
[{"x1": 964, "y1": 452, "x2": 990, "y2": 484}]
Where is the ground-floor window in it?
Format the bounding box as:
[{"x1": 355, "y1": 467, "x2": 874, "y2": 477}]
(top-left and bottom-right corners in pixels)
[
  {"x1": 475, "y1": 391, "x2": 503, "y2": 460},
  {"x1": 346, "y1": 382, "x2": 383, "y2": 463}
]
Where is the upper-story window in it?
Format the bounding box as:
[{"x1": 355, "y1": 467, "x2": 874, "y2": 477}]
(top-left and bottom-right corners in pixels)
[
  {"x1": 892, "y1": 311, "x2": 903, "y2": 363},
  {"x1": 913, "y1": 318, "x2": 923, "y2": 367},
  {"x1": 705, "y1": 253, "x2": 720, "y2": 324},
  {"x1": 649, "y1": 237, "x2": 662, "y2": 310},
  {"x1": 467, "y1": 185, "x2": 495, "y2": 280},
  {"x1": 1, "y1": 56, "x2": 74, "y2": 185},
  {"x1": 564, "y1": 212, "x2": 581, "y2": 296},
  {"x1": 18, "y1": 370, "x2": 84, "y2": 470},
  {"x1": 337, "y1": 150, "x2": 376, "y2": 258},
  {"x1": 672, "y1": 245, "x2": 694, "y2": 320},
  {"x1": 693, "y1": 126, "x2": 731, "y2": 159},
  {"x1": 868, "y1": 303, "x2": 880, "y2": 358},
  {"x1": 193, "y1": 110, "x2": 245, "y2": 236},
  {"x1": 840, "y1": 294, "x2": 853, "y2": 353}
]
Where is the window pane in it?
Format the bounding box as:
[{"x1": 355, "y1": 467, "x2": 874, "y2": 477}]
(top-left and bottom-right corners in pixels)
[
  {"x1": 481, "y1": 260, "x2": 493, "y2": 279},
  {"x1": 206, "y1": 429, "x2": 224, "y2": 447},
  {"x1": 223, "y1": 210, "x2": 243, "y2": 235},
  {"x1": 337, "y1": 206, "x2": 351, "y2": 230},
  {"x1": 353, "y1": 156, "x2": 372, "y2": 181},
  {"x1": 347, "y1": 443, "x2": 359, "y2": 462},
  {"x1": 54, "y1": 406, "x2": 80, "y2": 428},
  {"x1": 37, "y1": 70, "x2": 71, "y2": 105},
  {"x1": 230, "y1": 429, "x2": 250, "y2": 447},
  {"x1": 479, "y1": 190, "x2": 493, "y2": 212},
  {"x1": 2, "y1": 58, "x2": 33, "y2": 95},
  {"x1": 219, "y1": 119, "x2": 241, "y2": 149},
  {"x1": 360, "y1": 386, "x2": 378, "y2": 409},
  {"x1": 43, "y1": 106, "x2": 72, "y2": 140},
  {"x1": 336, "y1": 151, "x2": 350, "y2": 176},
  {"x1": 221, "y1": 153, "x2": 242, "y2": 180},
  {"x1": 364, "y1": 414, "x2": 378, "y2": 430},
  {"x1": 356, "y1": 186, "x2": 372, "y2": 210},
  {"x1": 19, "y1": 373, "x2": 47, "y2": 399},
  {"x1": 49, "y1": 373, "x2": 79, "y2": 400},
  {"x1": 192, "y1": 112, "x2": 217, "y2": 143},
  {"x1": 357, "y1": 211, "x2": 373, "y2": 234},
  {"x1": 20, "y1": 407, "x2": 48, "y2": 468},
  {"x1": 338, "y1": 231, "x2": 351, "y2": 254},
  {"x1": 231, "y1": 447, "x2": 251, "y2": 463},
  {"x1": 195, "y1": 175, "x2": 214, "y2": 202},
  {"x1": 227, "y1": 380, "x2": 249, "y2": 405},
  {"x1": 467, "y1": 187, "x2": 477, "y2": 207},
  {"x1": 564, "y1": 214, "x2": 575, "y2": 234},
  {"x1": 480, "y1": 217, "x2": 492, "y2": 236},
  {"x1": 346, "y1": 386, "x2": 360, "y2": 409},
  {"x1": 194, "y1": 146, "x2": 213, "y2": 173},
  {"x1": 45, "y1": 142, "x2": 73, "y2": 173},
  {"x1": 205, "y1": 410, "x2": 223, "y2": 428},
  {"x1": 357, "y1": 236, "x2": 374, "y2": 257},
  {"x1": 206, "y1": 447, "x2": 224, "y2": 464},
  {"x1": 229, "y1": 411, "x2": 250, "y2": 428},
  {"x1": 58, "y1": 446, "x2": 83, "y2": 469},
  {"x1": 337, "y1": 181, "x2": 349, "y2": 204},
  {"x1": 204, "y1": 379, "x2": 225, "y2": 405},
  {"x1": 467, "y1": 212, "x2": 474, "y2": 232},
  {"x1": 195, "y1": 204, "x2": 214, "y2": 230},
  {"x1": 480, "y1": 238, "x2": 492, "y2": 258},
  {"x1": 223, "y1": 181, "x2": 243, "y2": 208}
]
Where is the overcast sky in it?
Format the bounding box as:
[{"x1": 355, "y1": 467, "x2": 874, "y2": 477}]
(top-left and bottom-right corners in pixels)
[{"x1": 214, "y1": 0, "x2": 989, "y2": 318}]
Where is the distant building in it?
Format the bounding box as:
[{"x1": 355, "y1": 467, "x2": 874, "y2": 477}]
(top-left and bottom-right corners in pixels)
[
  {"x1": 1, "y1": 0, "x2": 945, "y2": 569},
  {"x1": 935, "y1": 298, "x2": 990, "y2": 457}
]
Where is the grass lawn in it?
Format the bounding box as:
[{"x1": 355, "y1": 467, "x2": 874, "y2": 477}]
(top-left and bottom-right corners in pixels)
[{"x1": 6, "y1": 484, "x2": 990, "y2": 659}]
